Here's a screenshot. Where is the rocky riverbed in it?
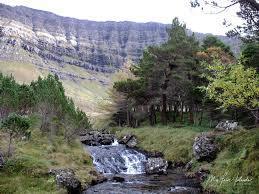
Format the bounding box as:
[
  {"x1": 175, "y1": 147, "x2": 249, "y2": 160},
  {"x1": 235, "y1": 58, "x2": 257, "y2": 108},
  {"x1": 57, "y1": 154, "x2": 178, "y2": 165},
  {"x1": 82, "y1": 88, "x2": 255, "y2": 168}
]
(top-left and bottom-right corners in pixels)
[{"x1": 80, "y1": 131, "x2": 202, "y2": 193}]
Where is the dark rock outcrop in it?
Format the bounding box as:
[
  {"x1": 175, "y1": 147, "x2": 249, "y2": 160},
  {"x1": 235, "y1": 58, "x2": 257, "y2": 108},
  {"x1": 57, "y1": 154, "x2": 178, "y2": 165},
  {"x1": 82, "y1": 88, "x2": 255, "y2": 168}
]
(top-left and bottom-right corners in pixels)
[
  {"x1": 89, "y1": 170, "x2": 108, "y2": 186},
  {"x1": 49, "y1": 169, "x2": 82, "y2": 194},
  {"x1": 216, "y1": 120, "x2": 239, "y2": 131},
  {"x1": 80, "y1": 131, "x2": 114, "y2": 146},
  {"x1": 145, "y1": 157, "x2": 168, "y2": 174},
  {"x1": 193, "y1": 134, "x2": 218, "y2": 162},
  {"x1": 112, "y1": 176, "x2": 125, "y2": 182},
  {"x1": 118, "y1": 134, "x2": 137, "y2": 148}
]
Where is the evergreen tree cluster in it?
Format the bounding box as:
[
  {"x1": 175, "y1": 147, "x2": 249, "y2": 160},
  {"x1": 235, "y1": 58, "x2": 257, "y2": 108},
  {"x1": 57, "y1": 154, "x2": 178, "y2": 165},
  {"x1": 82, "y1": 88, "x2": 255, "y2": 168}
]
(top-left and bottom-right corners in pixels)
[
  {"x1": 110, "y1": 18, "x2": 259, "y2": 128},
  {"x1": 0, "y1": 73, "x2": 91, "y2": 141}
]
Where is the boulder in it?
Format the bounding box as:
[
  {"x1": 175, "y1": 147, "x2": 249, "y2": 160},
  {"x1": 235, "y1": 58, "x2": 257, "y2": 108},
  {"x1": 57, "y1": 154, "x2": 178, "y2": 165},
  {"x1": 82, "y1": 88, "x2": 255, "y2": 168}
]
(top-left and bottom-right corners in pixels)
[
  {"x1": 193, "y1": 134, "x2": 218, "y2": 162},
  {"x1": 145, "y1": 157, "x2": 168, "y2": 174},
  {"x1": 0, "y1": 151, "x2": 4, "y2": 168},
  {"x1": 112, "y1": 176, "x2": 125, "y2": 182},
  {"x1": 216, "y1": 120, "x2": 238, "y2": 131},
  {"x1": 80, "y1": 131, "x2": 114, "y2": 146},
  {"x1": 90, "y1": 172, "x2": 108, "y2": 185},
  {"x1": 49, "y1": 169, "x2": 81, "y2": 194},
  {"x1": 119, "y1": 134, "x2": 137, "y2": 148}
]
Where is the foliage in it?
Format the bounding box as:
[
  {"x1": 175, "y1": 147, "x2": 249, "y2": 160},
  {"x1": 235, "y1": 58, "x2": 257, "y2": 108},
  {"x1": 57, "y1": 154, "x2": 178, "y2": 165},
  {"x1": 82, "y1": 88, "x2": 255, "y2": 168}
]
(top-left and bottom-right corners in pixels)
[
  {"x1": 240, "y1": 42, "x2": 259, "y2": 71},
  {"x1": 0, "y1": 73, "x2": 91, "y2": 141},
  {"x1": 203, "y1": 62, "x2": 259, "y2": 121},
  {"x1": 202, "y1": 35, "x2": 233, "y2": 56},
  {"x1": 1, "y1": 113, "x2": 30, "y2": 156},
  {"x1": 112, "y1": 18, "x2": 203, "y2": 126}
]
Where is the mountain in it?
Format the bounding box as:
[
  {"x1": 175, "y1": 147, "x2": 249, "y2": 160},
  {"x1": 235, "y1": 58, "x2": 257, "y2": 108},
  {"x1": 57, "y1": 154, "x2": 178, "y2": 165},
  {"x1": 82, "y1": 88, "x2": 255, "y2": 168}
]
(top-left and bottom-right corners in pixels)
[
  {"x1": 0, "y1": 3, "x2": 241, "y2": 118},
  {"x1": 0, "y1": 4, "x2": 241, "y2": 71}
]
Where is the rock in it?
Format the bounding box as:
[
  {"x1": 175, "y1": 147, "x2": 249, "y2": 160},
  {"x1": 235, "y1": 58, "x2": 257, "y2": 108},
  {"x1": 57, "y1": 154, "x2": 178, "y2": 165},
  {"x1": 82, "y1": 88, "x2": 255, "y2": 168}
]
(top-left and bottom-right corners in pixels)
[
  {"x1": 80, "y1": 131, "x2": 114, "y2": 146},
  {"x1": 194, "y1": 168, "x2": 210, "y2": 182},
  {"x1": 216, "y1": 120, "x2": 239, "y2": 131},
  {"x1": 0, "y1": 151, "x2": 4, "y2": 168},
  {"x1": 49, "y1": 169, "x2": 81, "y2": 194},
  {"x1": 185, "y1": 160, "x2": 193, "y2": 171},
  {"x1": 119, "y1": 134, "x2": 137, "y2": 148},
  {"x1": 112, "y1": 176, "x2": 125, "y2": 182},
  {"x1": 90, "y1": 173, "x2": 108, "y2": 185},
  {"x1": 145, "y1": 157, "x2": 168, "y2": 174},
  {"x1": 193, "y1": 134, "x2": 218, "y2": 162}
]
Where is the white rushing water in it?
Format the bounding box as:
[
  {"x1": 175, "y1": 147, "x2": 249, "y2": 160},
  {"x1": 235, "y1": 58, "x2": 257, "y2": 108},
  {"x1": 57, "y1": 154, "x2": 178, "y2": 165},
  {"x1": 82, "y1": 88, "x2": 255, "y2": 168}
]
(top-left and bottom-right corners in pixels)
[
  {"x1": 111, "y1": 139, "x2": 119, "y2": 146},
  {"x1": 87, "y1": 142, "x2": 147, "y2": 175}
]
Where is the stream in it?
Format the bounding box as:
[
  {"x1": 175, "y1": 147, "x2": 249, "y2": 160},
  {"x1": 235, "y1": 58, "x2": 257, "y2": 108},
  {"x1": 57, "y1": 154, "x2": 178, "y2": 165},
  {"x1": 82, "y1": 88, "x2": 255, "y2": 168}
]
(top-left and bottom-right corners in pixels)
[{"x1": 84, "y1": 140, "x2": 201, "y2": 194}]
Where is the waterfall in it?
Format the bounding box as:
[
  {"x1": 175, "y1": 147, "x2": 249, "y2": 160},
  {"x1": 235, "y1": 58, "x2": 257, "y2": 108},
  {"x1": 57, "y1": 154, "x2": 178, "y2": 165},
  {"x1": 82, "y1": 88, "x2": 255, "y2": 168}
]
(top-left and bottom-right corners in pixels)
[{"x1": 86, "y1": 143, "x2": 146, "y2": 174}]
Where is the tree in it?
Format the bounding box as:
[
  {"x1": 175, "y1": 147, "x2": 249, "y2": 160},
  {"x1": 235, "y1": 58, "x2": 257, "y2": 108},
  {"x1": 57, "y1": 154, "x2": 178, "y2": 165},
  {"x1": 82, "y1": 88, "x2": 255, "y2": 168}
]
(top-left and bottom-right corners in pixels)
[
  {"x1": 191, "y1": 0, "x2": 259, "y2": 41},
  {"x1": 113, "y1": 18, "x2": 201, "y2": 126},
  {"x1": 203, "y1": 62, "x2": 259, "y2": 126},
  {"x1": 0, "y1": 113, "x2": 30, "y2": 156},
  {"x1": 240, "y1": 42, "x2": 259, "y2": 71},
  {"x1": 202, "y1": 35, "x2": 233, "y2": 56}
]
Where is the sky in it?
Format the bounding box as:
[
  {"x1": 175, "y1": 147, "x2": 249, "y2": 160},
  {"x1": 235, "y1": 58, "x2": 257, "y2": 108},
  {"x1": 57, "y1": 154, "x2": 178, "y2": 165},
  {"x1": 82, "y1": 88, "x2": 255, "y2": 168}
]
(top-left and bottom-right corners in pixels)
[{"x1": 0, "y1": 0, "x2": 242, "y2": 35}]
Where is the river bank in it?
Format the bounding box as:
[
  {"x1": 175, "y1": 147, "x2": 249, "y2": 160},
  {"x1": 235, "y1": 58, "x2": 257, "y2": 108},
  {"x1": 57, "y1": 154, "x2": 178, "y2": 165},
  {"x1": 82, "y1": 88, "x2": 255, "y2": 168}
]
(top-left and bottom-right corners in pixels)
[{"x1": 114, "y1": 125, "x2": 259, "y2": 194}]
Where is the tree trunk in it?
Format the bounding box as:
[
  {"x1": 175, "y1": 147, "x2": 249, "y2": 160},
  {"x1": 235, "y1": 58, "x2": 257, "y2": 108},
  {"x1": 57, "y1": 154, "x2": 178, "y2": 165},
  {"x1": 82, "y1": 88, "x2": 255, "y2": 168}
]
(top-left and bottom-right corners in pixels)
[
  {"x1": 198, "y1": 110, "x2": 203, "y2": 126},
  {"x1": 149, "y1": 105, "x2": 156, "y2": 126},
  {"x1": 180, "y1": 103, "x2": 184, "y2": 123},
  {"x1": 161, "y1": 94, "x2": 167, "y2": 125},
  {"x1": 189, "y1": 105, "x2": 194, "y2": 124},
  {"x1": 126, "y1": 109, "x2": 130, "y2": 127}
]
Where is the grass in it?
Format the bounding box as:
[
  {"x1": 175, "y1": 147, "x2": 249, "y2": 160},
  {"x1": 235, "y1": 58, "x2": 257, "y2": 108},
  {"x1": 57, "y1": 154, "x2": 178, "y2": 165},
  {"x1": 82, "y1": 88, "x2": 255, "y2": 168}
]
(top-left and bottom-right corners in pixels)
[
  {"x1": 0, "y1": 125, "x2": 96, "y2": 193},
  {"x1": 202, "y1": 128, "x2": 259, "y2": 194},
  {"x1": 114, "y1": 124, "x2": 211, "y2": 163}
]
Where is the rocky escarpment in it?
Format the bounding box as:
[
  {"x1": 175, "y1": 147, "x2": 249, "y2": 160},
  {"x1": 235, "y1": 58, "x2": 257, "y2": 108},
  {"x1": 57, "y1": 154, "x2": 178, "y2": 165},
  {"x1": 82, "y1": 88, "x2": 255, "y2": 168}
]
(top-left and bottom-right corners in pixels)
[
  {"x1": 0, "y1": 3, "x2": 168, "y2": 72},
  {"x1": 0, "y1": 3, "x2": 240, "y2": 73}
]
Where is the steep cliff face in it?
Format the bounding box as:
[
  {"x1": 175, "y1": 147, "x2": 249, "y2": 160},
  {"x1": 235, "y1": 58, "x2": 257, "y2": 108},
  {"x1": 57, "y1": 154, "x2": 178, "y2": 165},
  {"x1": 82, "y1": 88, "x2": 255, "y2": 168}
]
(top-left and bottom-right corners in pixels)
[
  {"x1": 0, "y1": 3, "x2": 240, "y2": 72},
  {"x1": 0, "y1": 3, "x2": 169, "y2": 72}
]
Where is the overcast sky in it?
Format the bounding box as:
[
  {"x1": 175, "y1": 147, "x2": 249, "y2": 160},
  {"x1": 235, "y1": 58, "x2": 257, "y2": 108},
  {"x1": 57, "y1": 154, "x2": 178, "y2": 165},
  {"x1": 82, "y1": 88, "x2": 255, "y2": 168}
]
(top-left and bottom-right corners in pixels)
[{"x1": 0, "y1": 0, "x2": 241, "y2": 35}]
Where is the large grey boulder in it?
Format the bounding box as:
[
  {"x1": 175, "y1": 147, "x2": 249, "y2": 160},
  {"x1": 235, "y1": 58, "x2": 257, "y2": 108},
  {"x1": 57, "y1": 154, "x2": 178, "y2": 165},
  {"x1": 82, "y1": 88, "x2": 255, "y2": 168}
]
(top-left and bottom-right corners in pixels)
[
  {"x1": 193, "y1": 134, "x2": 218, "y2": 162},
  {"x1": 80, "y1": 131, "x2": 114, "y2": 146},
  {"x1": 119, "y1": 134, "x2": 137, "y2": 148},
  {"x1": 145, "y1": 157, "x2": 168, "y2": 174},
  {"x1": 49, "y1": 169, "x2": 81, "y2": 194},
  {"x1": 0, "y1": 151, "x2": 4, "y2": 168},
  {"x1": 216, "y1": 120, "x2": 238, "y2": 131}
]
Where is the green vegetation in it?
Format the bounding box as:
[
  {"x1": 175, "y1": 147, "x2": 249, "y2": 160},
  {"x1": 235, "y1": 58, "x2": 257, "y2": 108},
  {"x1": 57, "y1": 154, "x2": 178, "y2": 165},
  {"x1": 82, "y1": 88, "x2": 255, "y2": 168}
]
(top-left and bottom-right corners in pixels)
[
  {"x1": 114, "y1": 125, "x2": 259, "y2": 194},
  {"x1": 107, "y1": 15, "x2": 259, "y2": 194},
  {"x1": 1, "y1": 114, "x2": 30, "y2": 157},
  {"x1": 115, "y1": 124, "x2": 210, "y2": 162},
  {"x1": 0, "y1": 61, "x2": 110, "y2": 119},
  {"x1": 202, "y1": 129, "x2": 259, "y2": 194},
  {"x1": 0, "y1": 125, "x2": 95, "y2": 194},
  {"x1": 0, "y1": 73, "x2": 95, "y2": 193}
]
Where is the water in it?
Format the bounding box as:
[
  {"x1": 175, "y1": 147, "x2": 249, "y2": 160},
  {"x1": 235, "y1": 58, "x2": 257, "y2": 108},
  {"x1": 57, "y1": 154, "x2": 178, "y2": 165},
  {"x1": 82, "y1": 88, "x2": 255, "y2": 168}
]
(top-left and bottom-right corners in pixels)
[
  {"x1": 86, "y1": 142, "x2": 146, "y2": 174},
  {"x1": 84, "y1": 141, "x2": 202, "y2": 193}
]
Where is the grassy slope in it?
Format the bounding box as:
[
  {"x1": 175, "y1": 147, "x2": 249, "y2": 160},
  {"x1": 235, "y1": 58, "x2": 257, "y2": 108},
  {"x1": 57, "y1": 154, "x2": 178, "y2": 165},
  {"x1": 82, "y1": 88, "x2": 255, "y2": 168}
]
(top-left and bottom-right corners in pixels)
[
  {"x1": 0, "y1": 127, "x2": 95, "y2": 194},
  {"x1": 115, "y1": 125, "x2": 259, "y2": 194},
  {"x1": 115, "y1": 124, "x2": 210, "y2": 163},
  {"x1": 0, "y1": 60, "x2": 110, "y2": 119},
  {"x1": 202, "y1": 129, "x2": 259, "y2": 194}
]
